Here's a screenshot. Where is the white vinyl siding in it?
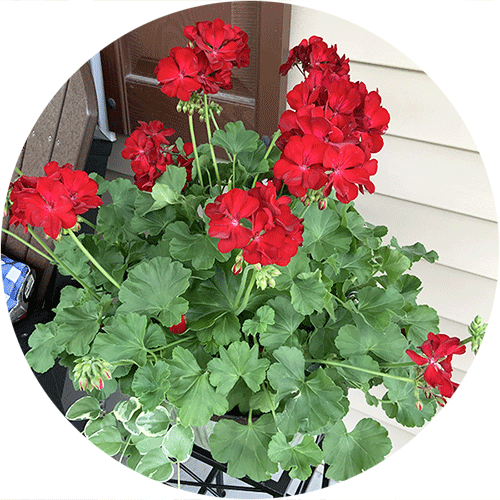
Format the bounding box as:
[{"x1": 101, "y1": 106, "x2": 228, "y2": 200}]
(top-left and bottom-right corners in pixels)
[{"x1": 287, "y1": 6, "x2": 498, "y2": 449}]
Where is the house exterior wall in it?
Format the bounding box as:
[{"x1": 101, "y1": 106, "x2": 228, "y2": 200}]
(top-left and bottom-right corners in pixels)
[{"x1": 287, "y1": 4, "x2": 498, "y2": 454}]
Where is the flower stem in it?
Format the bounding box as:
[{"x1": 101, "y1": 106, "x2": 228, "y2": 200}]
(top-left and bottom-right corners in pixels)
[
  {"x1": 77, "y1": 216, "x2": 97, "y2": 231},
  {"x1": 379, "y1": 361, "x2": 416, "y2": 369},
  {"x1": 67, "y1": 228, "x2": 121, "y2": 289},
  {"x1": 307, "y1": 358, "x2": 415, "y2": 384},
  {"x1": 2, "y1": 228, "x2": 53, "y2": 262},
  {"x1": 26, "y1": 227, "x2": 100, "y2": 301},
  {"x1": 263, "y1": 130, "x2": 280, "y2": 160},
  {"x1": 235, "y1": 269, "x2": 256, "y2": 316},
  {"x1": 188, "y1": 112, "x2": 204, "y2": 189},
  {"x1": 14, "y1": 166, "x2": 23, "y2": 176},
  {"x1": 233, "y1": 265, "x2": 252, "y2": 312},
  {"x1": 204, "y1": 94, "x2": 221, "y2": 185},
  {"x1": 149, "y1": 335, "x2": 192, "y2": 352}
]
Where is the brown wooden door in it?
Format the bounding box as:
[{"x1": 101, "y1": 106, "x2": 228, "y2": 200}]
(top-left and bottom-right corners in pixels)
[{"x1": 100, "y1": 1, "x2": 291, "y2": 144}]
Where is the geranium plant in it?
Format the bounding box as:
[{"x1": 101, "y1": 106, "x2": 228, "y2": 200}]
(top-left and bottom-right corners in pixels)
[{"x1": 4, "y1": 19, "x2": 487, "y2": 487}]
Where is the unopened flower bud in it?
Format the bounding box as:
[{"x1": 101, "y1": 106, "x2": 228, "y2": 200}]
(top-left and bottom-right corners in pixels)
[
  {"x1": 232, "y1": 252, "x2": 244, "y2": 275},
  {"x1": 318, "y1": 198, "x2": 328, "y2": 211},
  {"x1": 73, "y1": 356, "x2": 113, "y2": 393},
  {"x1": 268, "y1": 278, "x2": 276, "y2": 288},
  {"x1": 415, "y1": 400, "x2": 423, "y2": 411}
]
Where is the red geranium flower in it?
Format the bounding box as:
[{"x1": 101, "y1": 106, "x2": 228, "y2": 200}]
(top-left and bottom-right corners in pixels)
[
  {"x1": 322, "y1": 144, "x2": 377, "y2": 203},
  {"x1": 21, "y1": 177, "x2": 77, "y2": 239},
  {"x1": 155, "y1": 46, "x2": 202, "y2": 102},
  {"x1": 406, "y1": 332, "x2": 466, "y2": 399},
  {"x1": 169, "y1": 315, "x2": 187, "y2": 334},
  {"x1": 44, "y1": 162, "x2": 103, "y2": 215},
  {"x1": 205, "y1": 188, "x2": 260, "y2": 253},
  {"x1": 273, "y1": 134, "x2": 328, "y2": 198}
]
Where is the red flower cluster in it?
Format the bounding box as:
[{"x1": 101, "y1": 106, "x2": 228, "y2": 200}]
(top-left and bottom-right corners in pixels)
[
  {"x1": 122, "y1": 120, "x2": 193, "y2": 192},
  {"x1": 406, "y1": 332, "x2": 466, "y2": 405},
  {"x1": 155, "y1": 18, "x2": 250, "y2": 101},
  {"x1": 205, "y1": 181, "x2": 303, "y2": 267},
  {"x1": 9, "y1": 162, "x2": 102, "y2": 240},
  {"x1": 275, "y1": 38, "x2": 389, "y2": 204},
  {"x1": 279, "y1": 35, "x2": 349, "y2": 77}
]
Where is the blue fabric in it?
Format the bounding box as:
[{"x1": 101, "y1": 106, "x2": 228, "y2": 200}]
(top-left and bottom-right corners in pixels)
[{"x1": 2, "y1": 255, "x2": 30, "y2": 312}]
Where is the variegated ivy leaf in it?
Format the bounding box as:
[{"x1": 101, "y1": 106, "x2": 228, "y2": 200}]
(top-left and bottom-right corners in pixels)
[
  {"x1": 88, "y1": 426, "x2": 123, "y2": 456},
  {"x1": 135, "y1": 448, "x2": 174, "y2": 482},
  {"x1": 135, "y1": 406, "x2": 171, "y2": 437},
  {"x1": 113, "y1": 397, "x2": 142, "y2": 423},
  {"x1": 66, "y1": 396, "x2": 101, "y2": 421},
  {"x1": 162, "y1": 424, "x2": 194, "y2": 462}
]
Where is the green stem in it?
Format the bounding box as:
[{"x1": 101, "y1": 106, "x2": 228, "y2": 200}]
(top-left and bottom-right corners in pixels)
[
  {"x1": 77, "y1": 216, "x2": 97, "y2": 231},
  {"x1": 248, "y1": 408, "x2": 253, "y2": 426},
  {"x1": 231, "y1": 154, "x2": 237, "y2": 189},
  {"x1": 263, "y1": 130, "x2": 280, "y2": 160},
  {"x1": 233, "y1": 265, "x2": 252, "y2": 311},
  {"x1": 188, "y1": 112, "x2": 204, "y2": 189},
  {"x1": 177, "y1": 460, "x2": 181, "y2": 489},
  {"x1": 204, "y1": 94, "x2": 221, "y2": 185},
  {"x1": 149, "y1": 335, "x2": 192, "y2": 353},
  {"x1": 67, "y1": 228, "x2": 121, "y2": 289},
  {"x1": 14, "y1": 166, "x2": 23, "y2": 176},
  {"x1": 379, "y1": 361, "x2": 416, "y2": 369},
  {"x1": 307, "y1": 358, "x2": 415, "y2": 384},
  {"x1": 299, "y1": 203, "x2": 311, "y2": 219},
  {"x1": 460, "y1": 336, "x2": 473, "y2": 346},
  {"x1": 264, "y1": 385, "x2": 276, "y2": 420},
  {"x1": 120, "y1": 434, "x2": 133, "y2": 462},
  {"x1": 2, "y1": 228, "x2": 53, "y2": 262},
  {"x1": 26, "y1": 227, "x2": 100, "y2": 301},
  {"x1": 235, "y1": 270, "x2": 256, "y2": 316}
]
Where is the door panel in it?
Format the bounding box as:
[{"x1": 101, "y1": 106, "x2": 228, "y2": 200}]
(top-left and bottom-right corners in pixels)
[{"x1": 101, "y1": 1, "x2": 291, "y2": 143}]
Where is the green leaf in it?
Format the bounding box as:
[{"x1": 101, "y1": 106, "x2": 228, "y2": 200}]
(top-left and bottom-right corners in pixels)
[
  {"x1": 92, "y1": 313, "x2": 149, "y2": 367},
  {"x1": 209, "y1": 414, "x2": 278, "y2": 482},
  {"x1": 96, "y1": 177, "x2": 140, "y2": 243},
  {"x1": 136, "y1": 406, "x2": 171, "y2": 437},
  {"x1": 165, "y1": 221, "x2": 229, "y2": 270},
  {"x1": 242, "y1": 305, "x2": 275, "y2": 336},
  {"x1": 377, "y1": 246, "x2": 412, "y2": 283},
  {"x1": 53, "y1": 235, "x2": 91, "y2": 279},
  {"x1": 259, "y1": 296, "x2": 305, "y2": 351},
  {"x1": 390, "y1": 237, "x2": 439, "y2": 264},
  {"x1": 186, "y1": 265, "x2": 238, "y2": 331},
  {"x1": 53, "y1": 296, "x2": 102, "y2": 356},
  {"x1": 162, "y1": 424, "x2": 194, "y2": 462},
  {"x1": 208, "y1": 342, "x2": 270, "y2": 395},
  {"x1": 290, "y1": 269, "x2": 328, "y2": 315},
  {"x1": 131, "y1": 203, "x2": 176, "y2": 237},
  {"x1": 337, "y1": 246, "x2": 374, "y2": 284},
  {"x1": 268, "y1": 432, "x2": 323, "y2": 481},
  {"x1": 132, "y1": 361, "x2": 171, "y2": 412},
  {"x1": 402, "y1": 304, "x2": 440, "y2": 345},
  {"x1": 356, "y1": 286, "x2": 405, "y2": 331},
  {"x1": 382, "y1": 377, "x2": 437, "y2": 427},
  {"x1": 118, "y1": 256, "x2": 191, "y2": 328},
  {"x1": 267, "y1": 347, "x2": 346, "y2": 434},
  {"x1": 66, "y1": 396, "x2": 101, "y2": 421},
  {"x1": 323, "y1": 418, "x2": 392, "y2": 481},
  {"x1": 135, "y1": 448, "x2": 174, "y2": 482},
  {"x1": 25, "y1": 322, "x2": 62, "y2": 373},
  {"x1": 211, "y1": 312, "x2": 242, "y2": 346},
  {"x1": 150, "y1": 166, "x2": 187, "y2": 210},
  {"x1": 166, "y1": 347, "x2": 228, "y2": 427},
  {"x1": 335, "y1": 354, "x2": 381, "y2": 385},
  {"x1": 302, "y1": 204, "x2": 351, "y2": 260},
  {"x1": 88, "y1": 426, "x2": 123, "y2": 456},
  {"x1": 211, "y1": 121, "x2": 260, "y2": 156},
  {"x1": 335, "y1": 317, "x2": 409, "y2": 362}
]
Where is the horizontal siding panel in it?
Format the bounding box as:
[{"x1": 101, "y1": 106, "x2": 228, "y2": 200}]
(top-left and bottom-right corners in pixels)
[
  {"x1": 374, "y1": 136, "x2": 497, "y2": 222},
  {"x1": 410, "y1": 261, "x2": 497, "y2": 327},
  {"x1": 289, "y1": 6, "x2": 421, "y2": 71},
  {"x1": 354, "y1": 194, "x2": 498, "y2": 280},
  {"x1": 348, "y1": 63, "x2": 477, "y2": 151}
]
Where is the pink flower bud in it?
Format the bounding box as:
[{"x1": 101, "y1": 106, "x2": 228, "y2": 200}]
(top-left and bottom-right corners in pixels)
[
  {"x1": 415, "y1": 400, "x2": 423, "y2": 411},
  {"x1": 318, "y1": 198, "x2": 327, "y2": 211}
]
